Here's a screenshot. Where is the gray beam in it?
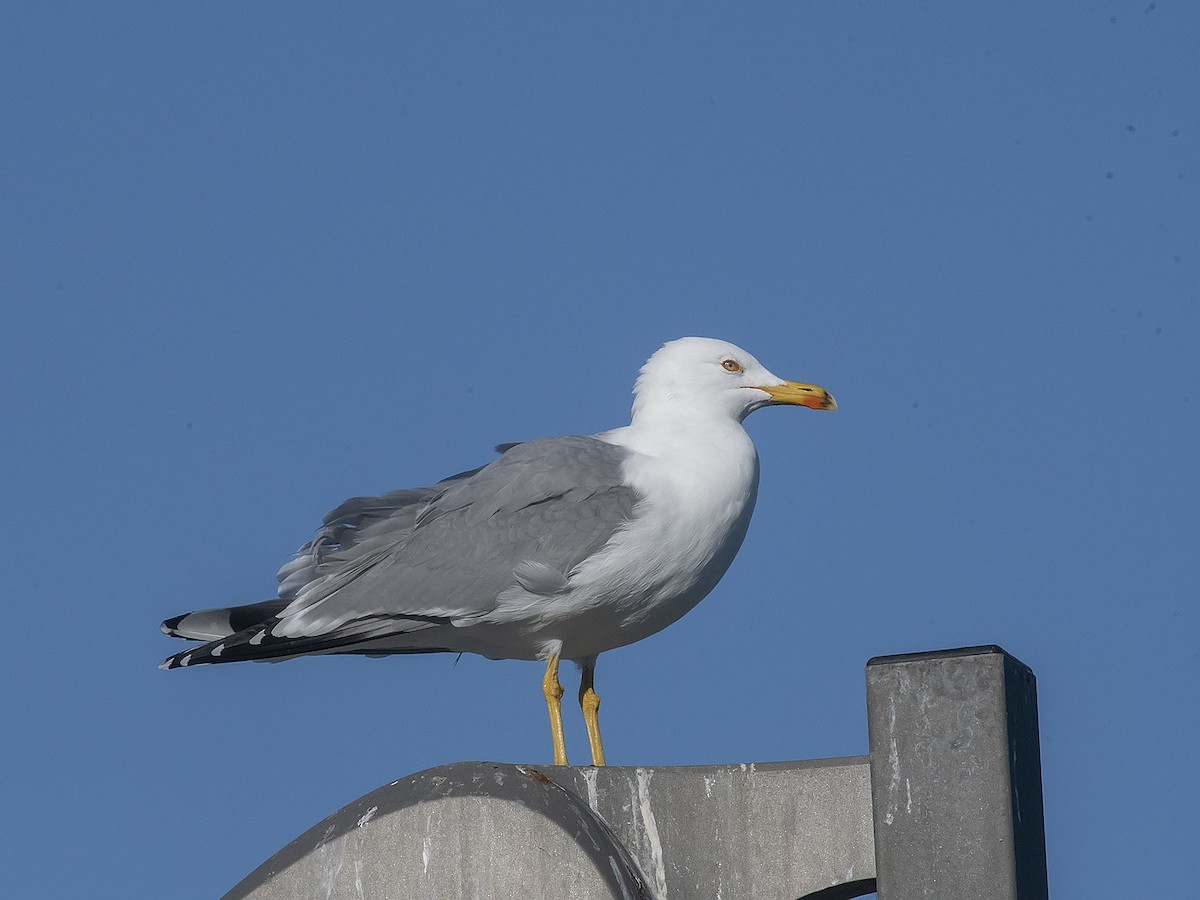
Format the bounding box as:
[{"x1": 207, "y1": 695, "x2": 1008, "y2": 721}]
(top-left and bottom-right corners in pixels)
[
  {"x1": 226, "y1": 758, "x2": 876, "y2": 900},
  {"x1": 866, "y1": 645, "x2": 1049, "y2": 900},
  {"x1": 547, "y1": 759, "x2": 876, "y2": 899}
]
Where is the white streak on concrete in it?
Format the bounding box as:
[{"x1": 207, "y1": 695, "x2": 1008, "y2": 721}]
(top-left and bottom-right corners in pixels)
[
  {"x1": 315, "y1": 831, "x2": 344, "y2": 899},
  {"x1": 635, "y1": 768, "x2": 668, "y2": 898},
  {"x1": 885, "y1": 695, "x2": 900, "y2": 826},
  {"x1": 582, "y1": 766, "x2": 600, "y2": 812},
  {"x1": 422, "y1": 810, "x2": 433, "y2": 878}
]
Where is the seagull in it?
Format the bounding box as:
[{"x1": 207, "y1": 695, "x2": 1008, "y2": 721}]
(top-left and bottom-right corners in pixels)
[{"x1": 160, "y1": 337, "x2": 835, "y2": 766}]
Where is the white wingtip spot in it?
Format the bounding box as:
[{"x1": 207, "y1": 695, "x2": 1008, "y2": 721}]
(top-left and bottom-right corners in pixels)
[
  {"x1": 180, "y1": 653, "x2": 193, "y2": 667},
  {"x1": 210, "y1": 642, "x2": 225, "y2": 657},
  {"x1": 249, "y1": 630, "x2": 265, "y2": 645}
]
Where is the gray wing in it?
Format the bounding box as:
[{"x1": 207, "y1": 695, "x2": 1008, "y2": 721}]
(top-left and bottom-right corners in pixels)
[
  {"x1": 274, "y1": 450, "x2": 510, "y2": 601},
  {"x1": 274, "y1": 435, "x2": 639, "y2": 636},
  {"x1": 161, "y1": 436, "x2": 639, "y2": 666}
]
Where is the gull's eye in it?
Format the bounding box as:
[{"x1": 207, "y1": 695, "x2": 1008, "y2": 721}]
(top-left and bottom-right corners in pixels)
[{"x1": 721, "y1": 358, "x2": 743, "y2": 373}]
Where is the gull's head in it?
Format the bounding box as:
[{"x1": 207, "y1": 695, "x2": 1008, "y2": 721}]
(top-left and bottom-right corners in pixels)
[{"x1": 632, "y1": 337, "x2": 836, "y2": 425}]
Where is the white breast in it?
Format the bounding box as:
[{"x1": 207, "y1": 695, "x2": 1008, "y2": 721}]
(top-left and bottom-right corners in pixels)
[{"x1": 548, "y1": 419, "x2": 761, "y2": 656}]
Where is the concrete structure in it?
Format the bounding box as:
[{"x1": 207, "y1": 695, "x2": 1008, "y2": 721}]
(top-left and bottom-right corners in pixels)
[
  {"x1": 866, "y1": 647, "x2": 1048, "y2": 900},
  {"x1": 227, "y1": 646, "x2": 1048, "y2": 899}
]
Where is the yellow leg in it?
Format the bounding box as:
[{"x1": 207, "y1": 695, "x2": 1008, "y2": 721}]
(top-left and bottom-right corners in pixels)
[
  {"x1": 542, "y1": 652, "x2": 568, "y2": 766},
  {"x1": 579, "y1": 661, "x2": 606, "y2": 766}
]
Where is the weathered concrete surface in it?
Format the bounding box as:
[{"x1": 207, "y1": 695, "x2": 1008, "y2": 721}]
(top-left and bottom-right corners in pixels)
[
  {"x1": 227, "y1": 757, "x2": 876, "y2": 900},
  {"x1": 866, "y1": 645, "x2": 1049, "y2": 900},
  {"x1": 225, "y1": 645, "x2": 1048, "y2": 900},
  {"x1": 548, "y1": 759, "x2": 875, "y2": 900},
  {"x1": 226, "y1": 762, "x2": 649, "y2": 900}
]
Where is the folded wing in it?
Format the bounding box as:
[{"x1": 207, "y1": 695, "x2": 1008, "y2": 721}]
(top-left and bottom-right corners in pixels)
[{"x1": 160, "y1": 436, "x2": 639, "y2": 667}]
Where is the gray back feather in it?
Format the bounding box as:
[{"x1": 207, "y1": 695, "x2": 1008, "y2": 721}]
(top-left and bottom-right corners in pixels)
[
  {"x1": 275, "y1": 457, "x2": 497, "y2": 600},
  {"x1": 274, "y1": 436, "x2": 639, "y2": 637}
]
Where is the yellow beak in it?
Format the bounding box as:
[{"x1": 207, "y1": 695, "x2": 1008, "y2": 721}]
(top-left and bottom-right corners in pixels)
[{"x1": 751, "y1": 380, "x2": 837, "y2": 411}]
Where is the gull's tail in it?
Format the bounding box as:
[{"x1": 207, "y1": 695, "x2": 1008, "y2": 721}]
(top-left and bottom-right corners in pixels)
[{"x1": 159, "y1": 602, "x2": 451, "y2": 670}]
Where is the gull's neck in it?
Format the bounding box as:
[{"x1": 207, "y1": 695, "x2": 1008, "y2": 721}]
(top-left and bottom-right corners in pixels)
[
  {"x1": 601, "y1": 400, "x2": 760, "y2": 513},
  {"x1": 601, "y1": 401, "x2": 761, "y2": 589}
]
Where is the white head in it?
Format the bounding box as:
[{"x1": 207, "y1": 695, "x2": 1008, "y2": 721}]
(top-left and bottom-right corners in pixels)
[{"x1": 630, "y1": 337, "x2": 836, "y2": 426}]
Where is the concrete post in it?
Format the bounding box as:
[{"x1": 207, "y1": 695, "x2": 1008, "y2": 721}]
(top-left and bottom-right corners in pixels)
[{"x1": 866, "y1": 645, "x2": 1049, "y2": 900}]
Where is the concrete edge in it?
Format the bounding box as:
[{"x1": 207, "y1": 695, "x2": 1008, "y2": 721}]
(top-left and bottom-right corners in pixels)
[{"x1": 223, "y1": 761, "x2": 651, "y2": 899}]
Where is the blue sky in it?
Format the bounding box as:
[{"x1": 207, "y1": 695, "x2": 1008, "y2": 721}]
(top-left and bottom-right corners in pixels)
[{"x1": 2, "y1": 4, "x2": 1196, "y2": 897}]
